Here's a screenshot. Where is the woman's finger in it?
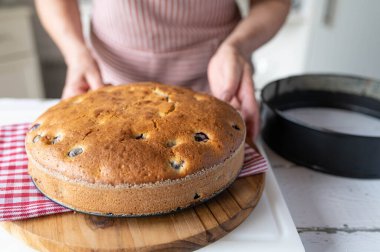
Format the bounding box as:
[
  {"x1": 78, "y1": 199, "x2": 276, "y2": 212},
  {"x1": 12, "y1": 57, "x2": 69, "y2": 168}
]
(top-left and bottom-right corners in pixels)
[
  {"x1": 238, "y1": 64, "x2": 260, "y2": 140},
  {"x1": 62, "y1": 78, "x2": 88, "y2": 99},
  {"x1": 86, "y1": 63, "x2": 104, "y2": 90},
  {"x1": 230, "y1": 96, "x2": 242, "y2": 110},
  {"x1": 64, "y1": 89, "x2": 86, "y2": 98},
  {"x1": 208, "y1": 45, "x2": 243, "y2": 102}
]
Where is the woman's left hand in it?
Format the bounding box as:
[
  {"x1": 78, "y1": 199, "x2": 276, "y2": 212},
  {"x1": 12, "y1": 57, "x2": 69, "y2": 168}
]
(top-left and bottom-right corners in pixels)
[{"x1": 208, "y1": 43, "x2": 260, "y2": 141}]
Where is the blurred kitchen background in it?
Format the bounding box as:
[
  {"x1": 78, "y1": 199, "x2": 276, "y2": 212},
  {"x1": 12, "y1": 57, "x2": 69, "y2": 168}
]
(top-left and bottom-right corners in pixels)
[{"x1": 0, "y1": 0, "x2": 379, "y2": 98}]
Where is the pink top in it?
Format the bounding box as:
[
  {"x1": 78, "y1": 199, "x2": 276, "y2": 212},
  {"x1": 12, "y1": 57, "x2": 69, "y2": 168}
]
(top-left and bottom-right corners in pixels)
[{"x1": 91, "y1": 0, "x2": 241, "y2": 91}]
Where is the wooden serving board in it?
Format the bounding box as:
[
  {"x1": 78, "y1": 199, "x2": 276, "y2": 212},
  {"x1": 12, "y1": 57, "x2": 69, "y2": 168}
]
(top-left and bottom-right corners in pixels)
[{"x1": 1, "y1": 174, "x2": 264, "y2": 252}]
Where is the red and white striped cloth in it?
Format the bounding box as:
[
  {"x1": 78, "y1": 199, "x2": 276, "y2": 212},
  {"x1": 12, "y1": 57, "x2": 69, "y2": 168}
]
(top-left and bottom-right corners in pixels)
[
  {"x1": 0, "y1": 123, "x2": 267, "y2": 221},
  {"x1": 90, "y1": 0, "x2": 241, "y2": 92},
  {"x1": 0, "y1": 123, "x2": 71, "y2": 221}
]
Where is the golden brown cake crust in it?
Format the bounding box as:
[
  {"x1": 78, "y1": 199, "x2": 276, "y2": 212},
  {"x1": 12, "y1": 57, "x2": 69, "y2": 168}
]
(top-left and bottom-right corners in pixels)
[
  {"x1": 28, "y1": 140, "x2": 245, "y2": 216},
  {"x1": 26, "y1": 83, "x2": 245, "y2": 185}
]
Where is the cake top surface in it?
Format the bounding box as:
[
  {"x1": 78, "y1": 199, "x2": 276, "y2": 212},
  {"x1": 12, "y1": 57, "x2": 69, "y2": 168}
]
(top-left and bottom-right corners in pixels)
[{"x1": 26, "y1": 83, "x2": 245, "y2": 185}]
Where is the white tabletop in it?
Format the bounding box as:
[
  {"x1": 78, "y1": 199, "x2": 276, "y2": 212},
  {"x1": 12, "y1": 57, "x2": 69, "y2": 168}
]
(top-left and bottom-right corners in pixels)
[
  {"x1": 1, "y1": 99, "x2": 379, "y2": 252},
  {"x1": 267, "y1": 145, "x2": 380, "y2": 252}
]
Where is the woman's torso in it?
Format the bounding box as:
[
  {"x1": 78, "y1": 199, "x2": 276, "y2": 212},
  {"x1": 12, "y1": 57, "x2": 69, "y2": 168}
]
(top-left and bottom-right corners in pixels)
[{"x1": 91, "y1": 0, "x2": 241, "y2": 91}]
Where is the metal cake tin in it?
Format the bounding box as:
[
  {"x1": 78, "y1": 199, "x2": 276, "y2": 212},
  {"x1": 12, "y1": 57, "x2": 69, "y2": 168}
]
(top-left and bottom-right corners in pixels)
[{"x1": 261, "y1": 74, "x2": 380, "y2": 178}]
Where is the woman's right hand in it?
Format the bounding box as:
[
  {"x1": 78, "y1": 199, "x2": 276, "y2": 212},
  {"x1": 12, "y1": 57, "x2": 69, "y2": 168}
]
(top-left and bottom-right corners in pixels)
[{"x1": 62, "y1": 48, "x2": 104, "y2": 99}]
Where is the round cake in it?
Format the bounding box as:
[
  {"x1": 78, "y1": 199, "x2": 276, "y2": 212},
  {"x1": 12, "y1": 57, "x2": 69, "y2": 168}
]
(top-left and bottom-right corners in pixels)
[{"x1": 26, "y1": 83, "x2": 246, "y2": 216}]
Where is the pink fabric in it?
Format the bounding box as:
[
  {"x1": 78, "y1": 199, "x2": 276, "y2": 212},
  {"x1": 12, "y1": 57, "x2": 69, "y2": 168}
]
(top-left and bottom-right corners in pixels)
[{"x1": 90, "y1": 0, "x2": 241, "y2": 91}]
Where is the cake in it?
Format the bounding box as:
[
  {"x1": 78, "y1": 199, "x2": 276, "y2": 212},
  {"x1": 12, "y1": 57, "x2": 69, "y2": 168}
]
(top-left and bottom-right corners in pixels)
[{"x1": 26, "y1": 83, "x2": 246, "y2": 216}]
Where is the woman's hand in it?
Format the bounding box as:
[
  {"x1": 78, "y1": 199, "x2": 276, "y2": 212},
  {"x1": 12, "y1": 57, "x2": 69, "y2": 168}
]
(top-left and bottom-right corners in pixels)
[
  {"x1": 207, "y1": 0, "x2": 290, "y2": 140},
  {"x1": 62, "y1": 48, "x2": 104, "y2": 99},
  {"x1": 208, "y1": 43, "x2": 260, "y2": 141},
  {"x1": 34, "y1": 0, "x2": 105, "y2": 98}
]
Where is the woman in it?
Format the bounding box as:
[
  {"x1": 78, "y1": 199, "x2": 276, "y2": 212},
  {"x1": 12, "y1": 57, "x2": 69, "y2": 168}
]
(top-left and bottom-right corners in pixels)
[{"x1": 35, "y1": 0, "x2": 290, "y2": 140}]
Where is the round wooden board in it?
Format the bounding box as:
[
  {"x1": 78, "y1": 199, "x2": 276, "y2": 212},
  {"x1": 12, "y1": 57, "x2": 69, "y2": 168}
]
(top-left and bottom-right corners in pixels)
[{"x1": 1, "y1": 174, "x2": 264, "y2": 252}]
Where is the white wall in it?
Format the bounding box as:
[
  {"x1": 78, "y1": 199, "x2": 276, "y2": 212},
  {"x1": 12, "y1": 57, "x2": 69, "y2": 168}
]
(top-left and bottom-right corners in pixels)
[
  {"x1": 305, "y1": 0, "x2": 380, "y2": 80},
  {"x1": 253, "y1": 0, "x2": 380, "y2": 90},
  {"x1": 253, "y1": 0, "x2": 318, "y2": 89}
]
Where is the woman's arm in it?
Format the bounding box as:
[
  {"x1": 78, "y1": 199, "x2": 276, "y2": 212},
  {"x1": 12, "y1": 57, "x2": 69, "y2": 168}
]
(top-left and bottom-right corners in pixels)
[
  {"x1": 225, "y1": 0, "x2": 291, "y2": 56},
  {"x1": 35, "y1": 0, "x2": 104, "y2": 98},
  {"x1": 208, "y1": 0, "x2": 290, "y2": 140}
]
